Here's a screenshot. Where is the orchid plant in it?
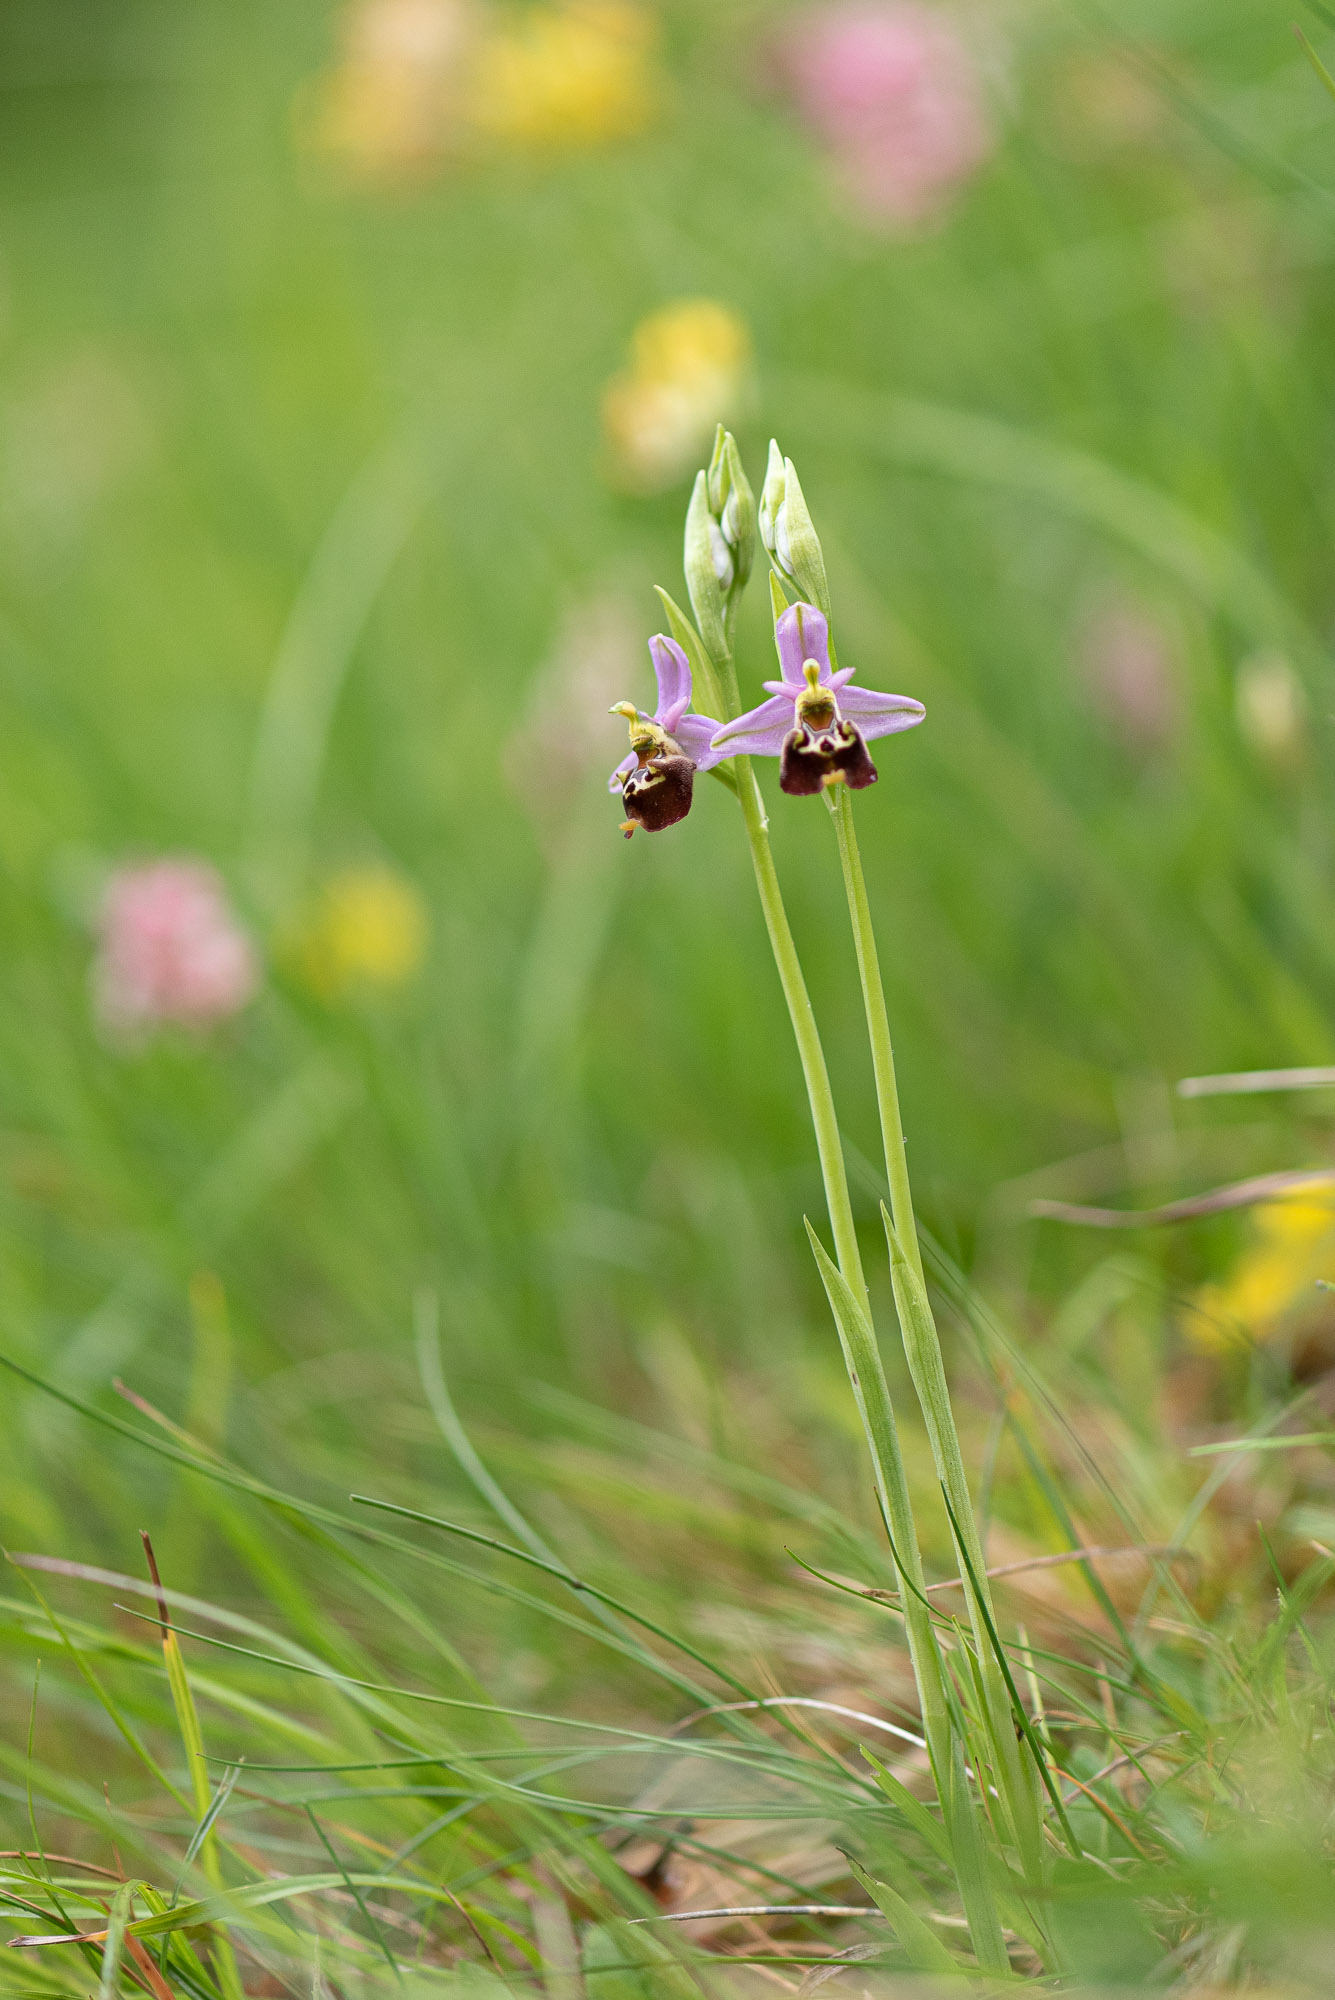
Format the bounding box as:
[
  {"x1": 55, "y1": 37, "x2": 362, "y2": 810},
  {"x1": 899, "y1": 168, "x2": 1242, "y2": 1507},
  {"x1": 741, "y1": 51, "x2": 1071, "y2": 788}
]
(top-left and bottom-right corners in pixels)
[{"x1": 607, "y1": 428, "x2": 1066, "y2": 1973}]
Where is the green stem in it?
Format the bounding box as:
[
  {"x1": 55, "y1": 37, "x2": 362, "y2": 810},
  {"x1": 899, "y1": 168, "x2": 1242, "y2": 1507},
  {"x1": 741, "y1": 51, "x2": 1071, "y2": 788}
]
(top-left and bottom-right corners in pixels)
[
  {"x1": 734, "y1": 757, "x2": 961, "y2": 1759},
  {"x1": 829, "y1": 785, "x2": 1045, "y2": 1874},
  {"x1": 710, "y1": 626, "x2": 1011, "y2": 1969},
  {"x1": 733, "y1": 758, "x2": 868, "y2": 1312},
  {"x1": 829, "y1": 785, "x2": 924, "y2": 1286},
  {"x1": 715, "y1": 669, "x2": 942, "y2": 1721}
]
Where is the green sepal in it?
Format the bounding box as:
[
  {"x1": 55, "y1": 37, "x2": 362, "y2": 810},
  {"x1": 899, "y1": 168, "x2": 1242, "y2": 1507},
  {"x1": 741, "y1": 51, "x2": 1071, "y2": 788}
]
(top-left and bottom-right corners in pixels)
[
  {"x1": 759, "y1": 440, "x2": 831, "y2": 617},
  {"x1": 776, "y1": 452, "x2": 832, "y2": 617}
]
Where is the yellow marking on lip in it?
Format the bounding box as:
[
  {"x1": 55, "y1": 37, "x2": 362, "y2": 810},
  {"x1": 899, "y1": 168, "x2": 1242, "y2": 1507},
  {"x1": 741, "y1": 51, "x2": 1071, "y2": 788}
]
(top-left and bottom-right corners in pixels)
[{"x1": 795, "y1": 659, "x2": 836, "y2": 728}]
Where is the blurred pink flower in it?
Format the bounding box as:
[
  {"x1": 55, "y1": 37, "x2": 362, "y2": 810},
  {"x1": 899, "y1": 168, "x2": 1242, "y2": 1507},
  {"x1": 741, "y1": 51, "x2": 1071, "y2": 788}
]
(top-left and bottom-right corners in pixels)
[
  {"x1": 1076, "y1": 599, "x2": 1179, "y2": 750},
  {"x1": 777, "y1": 3, "x2": 992, "y2": 227},
  {"x1": 94, "y1": 860, "x2": 258, "y2": 1038}
]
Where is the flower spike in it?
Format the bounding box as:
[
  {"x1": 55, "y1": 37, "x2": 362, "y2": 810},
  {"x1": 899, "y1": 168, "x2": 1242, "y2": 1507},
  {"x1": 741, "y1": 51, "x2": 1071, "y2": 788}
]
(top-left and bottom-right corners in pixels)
[
  {"x1": 711, "y1": 602, "x2": 924, "y2": 794},
  {"x1": 609, "y1": 634, "x2": 724, "y2": 837}
]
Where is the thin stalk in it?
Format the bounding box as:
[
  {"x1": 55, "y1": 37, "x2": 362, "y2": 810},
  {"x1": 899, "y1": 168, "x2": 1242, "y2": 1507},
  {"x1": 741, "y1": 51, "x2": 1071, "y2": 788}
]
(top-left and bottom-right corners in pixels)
[
  {"x1": 829, "y1": 785, "x2": 923, "y2": 1285},
  {"x1": 712, "y1": 663, "x2": 928, "y2": 1635},
  {"x1": 707, "y1": 633, "x2": 1007, "y2": 1967},
  {"x1": 732, "y1": 754, "x2": 867, "y2": 1310},
  {"x1": 829, "y1": 786, "x2": 1045, "y2": 1875}
]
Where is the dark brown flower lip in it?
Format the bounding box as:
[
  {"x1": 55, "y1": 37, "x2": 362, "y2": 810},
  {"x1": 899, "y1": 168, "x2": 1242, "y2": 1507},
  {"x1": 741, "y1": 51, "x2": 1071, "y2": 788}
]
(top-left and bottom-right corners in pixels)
[
  {"x1": 618, "y1": 753, "x2": 697, "y2": 837},
  {"x1": 779, "y1": 718, "x2": 879, "y2": 797}
]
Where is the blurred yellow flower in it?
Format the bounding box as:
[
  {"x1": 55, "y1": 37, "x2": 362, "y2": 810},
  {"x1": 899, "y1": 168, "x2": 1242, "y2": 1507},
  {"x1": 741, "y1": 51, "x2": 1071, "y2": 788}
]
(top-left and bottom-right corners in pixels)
[
  {"x1": 602, "y1": 300, "x2": 753, "y2": 493},
  {"x1": 293, "y1": 866, "x2": 429, "y2": 999},
  {"x1": 297, "y1": 0, "x2": 656, "y2": 181},
  {"x1": 1188, "y1": 1181, "x2": 1335, "y2": 1348},
  {"x1": 470, "y1": 1, "x2": 656, "y2": 148},
  {"x1": 296, "y1": 0, "x2": 475, "y2": 182}
]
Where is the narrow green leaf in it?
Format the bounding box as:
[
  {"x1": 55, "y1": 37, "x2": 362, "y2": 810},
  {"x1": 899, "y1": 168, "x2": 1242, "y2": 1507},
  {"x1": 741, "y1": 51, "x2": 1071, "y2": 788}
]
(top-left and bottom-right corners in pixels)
[
  {"x1": 881, "y1": 1212, "x2": 982, "y2": 1574},
  {"x1": 945, "y1": 1737, "x2": 1010, "y2": 1977},
  {"x1": 938, "y1": 1485, "x2": 1082, "y2": 1858},
  {"x1": 803, "y1": 1221, "x2": 1023, "y2": 1968},
  {"x1": 803, "y1": 1221, "x2": 960, "y2": 1760},
  {"x1": 884, "y1": 1209, "x2": 1044, "y2": 1868},
  {"x1": 182, "y1": 1763, "x2": 242, "y2": 1872},
  {"x1": 11, "y1": 1568, "x2": 184, "y2": 1808},
  {"x1": 842, "y1": 1854, "x2": 962, "y2": 1976},
  {"x1": 1295, "y1": 24, "x2": 1335, "y2": 104},
  {"x1": 802, "y1": 1221, "x2": 915, "y2": 1564},
  {"x1": 583, "y1": 1921, "x2": 701, "y2": 2000},
  {"x1": 98, "y1": 1882, "x2": 134, "y2": 2000},
  {"x1": 860, "y1": 1749, "x2": 950, "y2": 1863},
  {"x1": 305, "y1": 1805, "x2": 402, "y2": 1986},
  {"x1": 1189, "y1": 1432, "x2": 1335, "y2": 1455},
  {"x1": 141, "y1": 1536, "x2": 245, "y2": 2000},
  {"x1": 349, "y1": 1492, "x2": 760, "y2": 1703}
]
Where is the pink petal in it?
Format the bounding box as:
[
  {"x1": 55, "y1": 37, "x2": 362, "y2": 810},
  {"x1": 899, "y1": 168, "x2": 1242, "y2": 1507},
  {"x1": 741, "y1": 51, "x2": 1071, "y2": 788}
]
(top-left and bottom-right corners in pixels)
[
  {"x1": 711, "y1": 694, "x2": 796, "y2": 758},
  {"x1": 673, "y1": 712, "x2": 727, "y2": 772},
  {"x1": 839, "y1": 683, "x2": 926, "y2": 740},
  {"x1": 649, "y1": 634, "x2": 692, "y2": 722},
  {"x1": 774, "y1": 603, "x2": 833, "y2": 685}
]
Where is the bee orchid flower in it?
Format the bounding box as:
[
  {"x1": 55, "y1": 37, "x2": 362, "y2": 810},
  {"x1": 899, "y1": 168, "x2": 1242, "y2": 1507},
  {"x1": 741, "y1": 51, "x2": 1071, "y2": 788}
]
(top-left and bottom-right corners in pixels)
[
  {"x1": 609, "y1": 634, "x2": 724, "y2": 836},
  {"x1": 711, "y1": 601, "x2": 924, "y2": 794}
]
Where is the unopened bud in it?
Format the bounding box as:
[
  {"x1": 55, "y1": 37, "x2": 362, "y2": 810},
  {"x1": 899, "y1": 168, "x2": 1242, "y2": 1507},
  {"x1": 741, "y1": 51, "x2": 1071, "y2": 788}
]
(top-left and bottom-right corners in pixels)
[
  {"x1": 706, "y1": 426, "x2": 756, "y2": 595},
  {"x1": 684, "y1": 471, "x2": 729, "y2": 667},
  {"x1": 685, "y1": 429, "x2": 758, "y2": 665},
  {"x1": 758, "y1": 440, "x2": 831, "y2": 620}
]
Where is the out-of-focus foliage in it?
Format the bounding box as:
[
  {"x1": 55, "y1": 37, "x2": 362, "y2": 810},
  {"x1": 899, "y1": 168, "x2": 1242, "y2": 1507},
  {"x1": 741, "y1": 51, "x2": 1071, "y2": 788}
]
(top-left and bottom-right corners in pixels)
[{"x1": 4, "y1": 0, "x2": 1335, "y2": 1399}]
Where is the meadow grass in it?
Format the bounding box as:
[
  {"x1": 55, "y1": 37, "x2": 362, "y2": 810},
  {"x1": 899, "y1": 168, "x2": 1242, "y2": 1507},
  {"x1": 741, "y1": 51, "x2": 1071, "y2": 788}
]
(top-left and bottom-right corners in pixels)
[{"x1": 3, "y1": 0, "x2": 1335, "y2": 1990}]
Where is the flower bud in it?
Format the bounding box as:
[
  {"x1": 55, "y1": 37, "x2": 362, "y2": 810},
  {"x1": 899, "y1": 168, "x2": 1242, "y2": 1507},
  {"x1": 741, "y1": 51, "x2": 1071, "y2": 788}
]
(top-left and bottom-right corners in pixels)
[
  {"x1": 706, "y1": 425, "x2": 756, "y2": 594},
  {"x1": 685, "y1": 429, "x2": 758, "y2": 665},
  {"x1": 758, "y1": 440, "x2": 831, "y2": 620},
  {"x1": 683, "y1": 471, "x2": 729, "y2": 668}
]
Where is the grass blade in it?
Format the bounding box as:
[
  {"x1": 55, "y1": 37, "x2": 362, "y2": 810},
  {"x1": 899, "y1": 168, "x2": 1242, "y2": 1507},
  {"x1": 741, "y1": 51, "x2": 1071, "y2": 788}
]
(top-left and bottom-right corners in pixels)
[
  {"x1": 97, "y1": 1882, "x2": 134, "y2": 2000},
  {"x1": 1295, "y1": 23, "x2": 1335, "y2": 103},
  {"x1": 842, "y1": 1853, "x2": 962, "y2": 1977},
  {"x1": 140, "y1": 1537, "x2": 244, "y2": 2000},
  {"x1": 883, "y1": 1213, "x2": 1043, "y2": 1871},
  {"x1": 304, "y1": 1805, "x2": 402, "y2": 1985}
]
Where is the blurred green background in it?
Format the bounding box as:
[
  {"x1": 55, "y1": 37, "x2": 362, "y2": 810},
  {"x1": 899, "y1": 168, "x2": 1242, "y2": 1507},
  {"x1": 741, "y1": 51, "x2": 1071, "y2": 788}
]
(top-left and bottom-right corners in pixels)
[{"x1": 3, "y1": 0, "x2": 1335, "y2": 1548}]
